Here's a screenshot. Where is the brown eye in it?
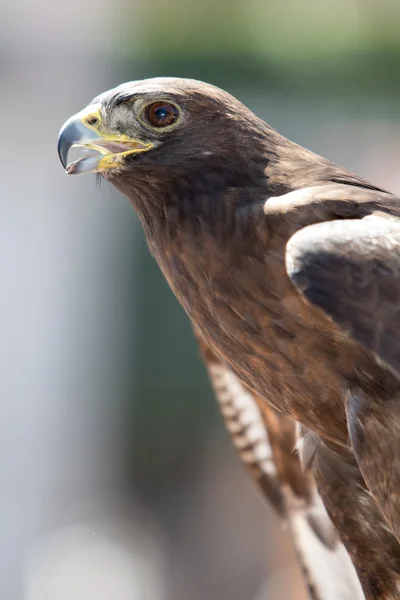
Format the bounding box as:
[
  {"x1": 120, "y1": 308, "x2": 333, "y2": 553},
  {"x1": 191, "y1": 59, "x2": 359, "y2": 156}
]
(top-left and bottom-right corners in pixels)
[{"x1": 144, "y1": 102, "x2": 179, "y2": 128}]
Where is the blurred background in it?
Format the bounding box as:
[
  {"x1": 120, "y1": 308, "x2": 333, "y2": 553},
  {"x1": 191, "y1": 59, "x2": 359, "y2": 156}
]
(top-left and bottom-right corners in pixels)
[{"x1": 1, "y1": 0, "x2": 400, "y2": 598}]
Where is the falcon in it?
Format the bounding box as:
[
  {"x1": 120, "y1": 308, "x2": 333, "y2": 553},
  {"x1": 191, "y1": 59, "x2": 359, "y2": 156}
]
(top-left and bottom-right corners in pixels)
[{"x1": 58, "y1": 78, "x2": 400, "y2": 599}]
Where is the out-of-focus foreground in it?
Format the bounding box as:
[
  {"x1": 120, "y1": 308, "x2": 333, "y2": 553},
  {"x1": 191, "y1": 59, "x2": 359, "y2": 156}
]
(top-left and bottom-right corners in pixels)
[{"x1": 2, "y1": 1, "x2": 400, "y2": 598}]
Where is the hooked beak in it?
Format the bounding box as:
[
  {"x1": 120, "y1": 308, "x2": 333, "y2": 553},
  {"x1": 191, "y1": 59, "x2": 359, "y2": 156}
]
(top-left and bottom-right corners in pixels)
[{"x1": 57, "y1": 105, "x2": 155, "y2": 175}]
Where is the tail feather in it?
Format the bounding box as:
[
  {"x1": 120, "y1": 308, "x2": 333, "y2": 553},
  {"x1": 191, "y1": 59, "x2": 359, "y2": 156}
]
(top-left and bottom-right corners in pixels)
[{"x1": 195, "y1": 330, "x2": 364, "y2": 600}]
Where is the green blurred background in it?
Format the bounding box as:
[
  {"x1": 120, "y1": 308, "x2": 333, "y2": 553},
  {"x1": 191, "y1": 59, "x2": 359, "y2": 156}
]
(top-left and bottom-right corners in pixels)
[{"x1": 1, "y1": 0, "x2": 400, "y2": 598}]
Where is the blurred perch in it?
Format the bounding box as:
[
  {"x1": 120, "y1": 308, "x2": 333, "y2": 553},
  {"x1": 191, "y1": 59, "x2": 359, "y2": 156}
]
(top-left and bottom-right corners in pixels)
[{"x1": 195, "y1": 330, "x2": 364, "y2": 600}]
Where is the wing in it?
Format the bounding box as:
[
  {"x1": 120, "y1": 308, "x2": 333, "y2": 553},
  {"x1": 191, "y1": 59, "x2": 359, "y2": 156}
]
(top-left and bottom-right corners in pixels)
[
  {"x1": 194, "y1": 329, "x2": 363, "y2": 600},
  {"x1": 286, "y1": 214, "x2": 400, "y2": 379},
  {"x1": 285, "y1": 207, "x2": 400, "y2": 546}
]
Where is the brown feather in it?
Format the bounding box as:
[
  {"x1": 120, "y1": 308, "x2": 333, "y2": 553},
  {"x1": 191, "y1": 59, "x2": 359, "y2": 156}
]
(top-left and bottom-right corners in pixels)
[{"x1": 64, "y1": 78, "x2": 400, "y2": 599}]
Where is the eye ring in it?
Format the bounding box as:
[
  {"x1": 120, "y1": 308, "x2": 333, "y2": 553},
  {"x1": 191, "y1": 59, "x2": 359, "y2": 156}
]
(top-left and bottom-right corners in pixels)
[{"x1": 141, "y1": 101, "x2": 180, "y2": 130}]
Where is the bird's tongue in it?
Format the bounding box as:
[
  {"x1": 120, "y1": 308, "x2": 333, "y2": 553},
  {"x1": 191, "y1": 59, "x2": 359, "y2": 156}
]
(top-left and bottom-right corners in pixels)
[
  {"x1": 65, "y1": 139, "x2": 152, "y2": 174},
  {"x1": 93, "y1": 140, "x2": 136, "y2": 154},
  {"x1": 65, "y1": 141, "x2": 133, "y2": 175}
]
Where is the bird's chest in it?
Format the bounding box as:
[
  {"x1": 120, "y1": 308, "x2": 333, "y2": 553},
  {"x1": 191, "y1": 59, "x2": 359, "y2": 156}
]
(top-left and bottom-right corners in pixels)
[{"x1": 156, "y1": 226, "x2": 357, "y2": 442}]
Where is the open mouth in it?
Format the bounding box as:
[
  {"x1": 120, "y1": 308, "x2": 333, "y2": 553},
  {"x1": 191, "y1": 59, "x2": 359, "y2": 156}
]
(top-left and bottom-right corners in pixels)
[
  {"x1": 65, "y1": 139, "x2": 154, "y2": 175},
  {"x1": 58, "y1": 109, "x2": 155, "y2": 176}
]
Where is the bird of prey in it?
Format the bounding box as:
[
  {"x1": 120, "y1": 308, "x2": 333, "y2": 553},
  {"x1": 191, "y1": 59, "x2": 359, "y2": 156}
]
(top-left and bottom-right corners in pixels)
[{"x1": 58, "y1": 77, "x2": 400, "y2": 599}]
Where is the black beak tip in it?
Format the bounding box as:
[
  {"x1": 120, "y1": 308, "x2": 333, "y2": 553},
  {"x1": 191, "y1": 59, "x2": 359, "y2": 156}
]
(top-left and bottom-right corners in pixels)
[
  {"x1": 57, "y1": 132, "x2": 68, "y2": 170},
  {"x1": 57, "y1": 116, "x2": 85, "y2": 170}
]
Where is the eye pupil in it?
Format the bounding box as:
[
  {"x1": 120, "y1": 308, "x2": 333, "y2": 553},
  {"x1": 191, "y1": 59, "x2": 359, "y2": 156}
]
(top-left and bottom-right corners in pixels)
[
  {"x1": 155, "y1": 108, "x2": 167, "y2": 120},
  {"x1": 145, "y1": 102, "x2": 179, "y2": 128}
]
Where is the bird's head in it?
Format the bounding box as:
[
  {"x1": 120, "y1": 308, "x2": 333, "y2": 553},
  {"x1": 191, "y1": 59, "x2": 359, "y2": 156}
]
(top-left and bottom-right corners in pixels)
[{"x1": 57, "y1": 78, "x2": 272, "y2": 201}]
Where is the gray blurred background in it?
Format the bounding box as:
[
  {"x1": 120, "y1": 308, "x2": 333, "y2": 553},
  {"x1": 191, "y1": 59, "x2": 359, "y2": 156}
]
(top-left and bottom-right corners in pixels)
[{"x1": 1, "y1": 1, "x2": 400, "y2": 598}]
